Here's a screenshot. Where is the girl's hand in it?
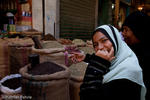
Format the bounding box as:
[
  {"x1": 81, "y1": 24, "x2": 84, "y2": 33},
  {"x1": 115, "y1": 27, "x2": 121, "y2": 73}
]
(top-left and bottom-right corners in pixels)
[
  {"x1": 95, "y1": 47, "x2": 115, "y2": 61},
  {"x1": 69, "y1": 52, "x2": 85, "y2": 64}
]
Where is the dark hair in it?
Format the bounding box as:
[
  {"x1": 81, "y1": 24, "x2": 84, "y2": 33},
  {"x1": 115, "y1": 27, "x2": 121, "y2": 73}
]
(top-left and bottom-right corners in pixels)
[{"x1": 122, "y1": 11, "x2": 150, "y2": 43}]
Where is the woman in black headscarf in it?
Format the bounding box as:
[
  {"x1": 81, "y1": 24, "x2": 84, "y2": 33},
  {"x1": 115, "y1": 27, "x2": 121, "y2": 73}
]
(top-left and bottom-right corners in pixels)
[{"x1": 122, "y1": 11, "x2": 150, "y2": 100}]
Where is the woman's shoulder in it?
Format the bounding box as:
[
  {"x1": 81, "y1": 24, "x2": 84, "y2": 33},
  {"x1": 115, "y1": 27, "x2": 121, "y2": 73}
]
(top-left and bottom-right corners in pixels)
[
  {"x1": 103, "y1": 79, "x2": 141, "y2": 90},
  {"x1": 102, "y1": 79, "x2": 141, "y2": 100}
]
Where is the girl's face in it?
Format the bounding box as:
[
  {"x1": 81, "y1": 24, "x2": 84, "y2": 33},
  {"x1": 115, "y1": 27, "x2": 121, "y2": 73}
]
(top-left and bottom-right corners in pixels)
[{"x1": 93, "y1": 31, "x2": 114, "y2": 55}]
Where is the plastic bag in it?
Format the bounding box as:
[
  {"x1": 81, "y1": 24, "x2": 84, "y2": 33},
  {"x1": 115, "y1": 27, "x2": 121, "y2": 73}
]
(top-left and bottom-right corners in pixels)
[{"x1": 0, "y1": 74, "x2": 22, "y2": 95}]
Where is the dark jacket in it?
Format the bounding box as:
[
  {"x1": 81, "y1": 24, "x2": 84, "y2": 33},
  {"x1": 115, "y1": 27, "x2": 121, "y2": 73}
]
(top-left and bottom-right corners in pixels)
[
  {"x1": 80, "y1": 54, "x2": 141, "y2": 100},
  {"x1": 129, "y1": 43, "x2": 150, "y2": 100}
]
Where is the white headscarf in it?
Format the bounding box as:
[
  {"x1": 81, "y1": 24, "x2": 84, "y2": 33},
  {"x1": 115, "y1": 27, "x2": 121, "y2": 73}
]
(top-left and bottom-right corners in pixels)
[{"x1": 96, "y1": 25, "x2": 146, "y2": 100}]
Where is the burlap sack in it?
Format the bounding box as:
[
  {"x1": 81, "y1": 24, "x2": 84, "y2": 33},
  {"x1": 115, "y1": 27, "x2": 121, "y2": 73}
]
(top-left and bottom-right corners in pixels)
[
  {"x1": 19, "y1": 63, "x2": 70, "y2": 100},
  {"x1": 0, "y1": 38, "x2": 34, "y2": 78},
  {"x1": 0, "y1": 39, "x2": 10, "y2": 79},
  {"x1": 69, "y1": 62, "x2": 88, "y2": 100},
  {"x1": 69, "y1": 46, "x2": 94, "y2": 100},
  {"x1": 69, "y1": 80, "x2": 82, "y2": 100},
  {"x1": 32, "y1": 41, "x2": 67, "y2": 66},
  {"x1": 8, "y1": 39, "x2": 33, "y2": 74}
]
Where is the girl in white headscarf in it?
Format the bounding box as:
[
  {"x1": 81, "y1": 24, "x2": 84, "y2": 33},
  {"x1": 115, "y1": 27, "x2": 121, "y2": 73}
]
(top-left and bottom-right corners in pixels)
[{"x1": 70, "y1": 25, "x2": 146, "y2": 100}]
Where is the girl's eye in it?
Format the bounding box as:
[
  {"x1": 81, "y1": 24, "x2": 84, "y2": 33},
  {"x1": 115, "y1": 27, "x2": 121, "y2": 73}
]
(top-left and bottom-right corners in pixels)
[{"x1": 101, "y1": 39, "x2": 108, "y2": 43}]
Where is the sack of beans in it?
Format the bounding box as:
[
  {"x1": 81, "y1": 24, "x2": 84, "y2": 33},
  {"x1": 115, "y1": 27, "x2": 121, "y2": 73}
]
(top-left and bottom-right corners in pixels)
[
  {"x1": 78, "y1": 46, "x2": 95, "y2": 55},
  {"x1": 19, "y1": 61, "x2": 70, "y2": 100},
  {"x1": 42, "y1": 34, "x2": 56, "y2": 41},
  {"x1": 68, "y1": 46, "x2": 94, "y2": 100},
  {"x1": 57, "y1": 38, "x2": 73, "y2": 45},
  {"x1": 72, "y1": 39, "x2": 86, "y2": 47},
  {"x1": 32, "y1": 41, "x2": 67, "y2": 66},
  {"x1": 69, "y1": 62, "x2": 88, "y2": 100},
  {"x1": 8, "y1": 39, "x2": 33, "y2": 74},
  {"x1": 0, "y1": 38, "x2": 34, "y2": 79},
  {"x1": 0, "y1": 39, "x2": 10, "y2": 79},
  {"x1": 0, "y1": 74, "x2": 22, "y2": 100}
]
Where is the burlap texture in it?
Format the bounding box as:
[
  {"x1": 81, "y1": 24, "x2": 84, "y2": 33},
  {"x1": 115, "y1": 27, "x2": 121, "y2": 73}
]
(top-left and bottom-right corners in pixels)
[
  {"x1": 69, "y1": 62, "x2": 88, "y2": 100},
  {"x1": 7, "y1": 38, "x2": 34, "y2": 74},
  {"x1": 68, "y1": 46, "x2": 93, "y2": 100},
  {"x1": 8, "y1": 44, "x2": 32, "y2": 74},
  {"x1": 69, "y1": 80, "x2": 82, "y2": 100},
  {"x1": 0, "y1": 38, "x2": 34, "y2": 78},
  {"x1": 0, "y1": 39, "x2": 10, "y2": 79},
  {"x1": 19, "y1": 63, "x2": 70, "y2": 100},
  {"x1": 32, "y1": 41, "x2": 66, "y2": 66}
]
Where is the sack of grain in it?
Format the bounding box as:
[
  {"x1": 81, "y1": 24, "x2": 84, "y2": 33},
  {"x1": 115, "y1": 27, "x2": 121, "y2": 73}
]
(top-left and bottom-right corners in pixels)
[
  {"x1": 0, "y1": 74, "x2": 22, "y2": 100},
  {"x1": 19, "y1": 61, "x2": 70, "y2": 100},
  {"x1": 78, "y1": 46, "x2": 95, "y2": 55},
  {"x1": 68, "y1": 46, "x2": 94, "y2": 100},
  {"x1": 69, "y1": 62, "x2": 88, "y2": 100},
  {"x1": 72, "y1": 39, "x2": 86, "y2": 47},
  {"x1": 8, "y1": 38, "x2": 33, "y2": 74},
  {"x1": 32, "y1": 41, "x2": 67, "y2": 66},
  {"x1": 0, "y1": 39, "x2": 10, "y2": 79},
  {"x1": 57, "y1": 38, "x2": 73, "y2": 45},
  {"x1": 0, "y1": 38, "x2": 34, "y2": 79}
]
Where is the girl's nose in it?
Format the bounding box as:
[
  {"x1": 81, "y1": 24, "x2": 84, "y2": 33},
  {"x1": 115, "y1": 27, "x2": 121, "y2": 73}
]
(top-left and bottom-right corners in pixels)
[{"x1": 97, "y1": 43, "x2": 104, "y2": 50}]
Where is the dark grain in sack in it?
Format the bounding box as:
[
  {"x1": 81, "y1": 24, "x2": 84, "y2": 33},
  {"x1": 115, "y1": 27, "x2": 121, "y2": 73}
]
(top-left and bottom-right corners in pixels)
[
  {"x1": 28, "y1": 61, "x2": 65, "y2": 75},
  {"x1": 1, "y1": 77, "x2": 21, "y2": 90}
]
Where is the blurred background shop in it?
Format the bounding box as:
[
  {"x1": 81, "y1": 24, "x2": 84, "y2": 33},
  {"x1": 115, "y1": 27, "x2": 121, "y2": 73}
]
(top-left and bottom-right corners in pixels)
[
  {"x1": 0, "y1": 0, "x2": 150, "y2": 99},
  {"x1": 0, "y1": 0, "x2": 32, "y2": 35},
  {"x1": 0, "y1": 0, "x2": 150, "y2": 40}
]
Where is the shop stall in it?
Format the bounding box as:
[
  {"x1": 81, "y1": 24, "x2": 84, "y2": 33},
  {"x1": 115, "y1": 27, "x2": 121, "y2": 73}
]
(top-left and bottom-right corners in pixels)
[{"x1": 0, "y1": 0, "x2": 33, "y2": 37}]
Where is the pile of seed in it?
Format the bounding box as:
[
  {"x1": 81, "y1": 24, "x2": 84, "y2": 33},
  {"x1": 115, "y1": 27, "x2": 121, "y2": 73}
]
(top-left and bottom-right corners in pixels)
[
  {"x1": 79, "y1": 46, "x2": 95, "y2": 54},
  {"x1": 69, "y1": 46, "x2": 94, "y2": 78},
  {"x1": 28, "y1": 61, "x2": 65, "y2": 75},
  {"x1": 41, "y1": 41, "x2": 64, "y2": 49},
  {"x1": 1, "y1": 77, "x2": 21, "y2": 90},
  {"x1": 57, "y1": 38, "x2": 73, "y2": 45},
  {"x1": 69, "y1": 62, "x2": 88, "y2": 77},
  {"x1": 72, "y1": 39, "x2": 86, "y2": 46}
]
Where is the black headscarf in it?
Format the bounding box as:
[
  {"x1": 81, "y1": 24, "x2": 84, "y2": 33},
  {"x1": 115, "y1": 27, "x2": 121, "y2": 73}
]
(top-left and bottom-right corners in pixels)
[{"x1": 122, "y1": 11, "x2": 150, "y2": 44}]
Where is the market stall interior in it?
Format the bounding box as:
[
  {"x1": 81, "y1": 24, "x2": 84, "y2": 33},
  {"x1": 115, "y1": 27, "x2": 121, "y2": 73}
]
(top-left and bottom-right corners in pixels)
[
  {"x1": 0, "y1": 0, "x2": 150, "y2": 100},
  {"x1": 0, "y1": 0, "x2": 34, "y2": 38}
]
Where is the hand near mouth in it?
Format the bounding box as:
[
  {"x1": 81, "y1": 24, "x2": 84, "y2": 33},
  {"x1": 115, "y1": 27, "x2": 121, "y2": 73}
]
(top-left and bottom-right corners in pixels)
[{"x1": 95, "y1": 47, "x2": 115, "y2": 61}]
